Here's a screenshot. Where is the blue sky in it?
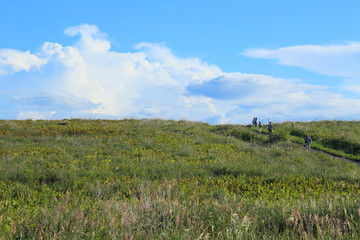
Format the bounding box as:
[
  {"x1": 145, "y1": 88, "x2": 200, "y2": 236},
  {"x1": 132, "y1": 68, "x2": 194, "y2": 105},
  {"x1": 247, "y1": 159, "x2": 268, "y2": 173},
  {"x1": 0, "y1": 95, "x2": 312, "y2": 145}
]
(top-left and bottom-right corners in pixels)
[{"x1": 1, "y1": 0, "x2": 360, "y2": 124}]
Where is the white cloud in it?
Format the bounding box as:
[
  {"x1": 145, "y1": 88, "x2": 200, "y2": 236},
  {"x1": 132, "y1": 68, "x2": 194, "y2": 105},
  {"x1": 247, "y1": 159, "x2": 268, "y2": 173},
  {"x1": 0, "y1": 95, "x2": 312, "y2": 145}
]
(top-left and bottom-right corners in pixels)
[
  {"x1": 0, "y1": 24, "x2": 360, "y2": 123},
  {"x1": 0, "y1": 49, "x2": 46, "y2": 75},
  {"x1": 135, "y1": 42, "x2": 222, "y2": 85},
  {"x1": 342, "y1": 84, "x2": 360, "y2": 94},
  {"x1": 243, "y1": 42, "x2": 360, "y2": 79},
  {"x1": 64, "y1": 24, "x2": 111, "y2": 52},
  {"x1": 339, "y1": 79, "x2": 360, "y2": 96},
  {"x1": 187, "y1": 73, "x2": 360, "y2": 123},
  {"x1": 17, "y1": 110, "x2": 56, "y2": 120},
  {"x1": 48, "y1": 29, "x2": 222, "y2": 117},
  {"x1": 40, "y1": 42, "x2": 84, "y2": 68}
]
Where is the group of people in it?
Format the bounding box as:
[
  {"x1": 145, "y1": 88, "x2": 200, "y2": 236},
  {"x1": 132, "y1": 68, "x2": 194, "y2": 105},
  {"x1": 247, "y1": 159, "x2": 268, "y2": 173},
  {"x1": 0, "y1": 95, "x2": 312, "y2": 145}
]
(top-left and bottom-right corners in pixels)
[
  {"x1": 251, "y1": 117, "x2": 312, "y2": 149},
  {"x1": 252, "y1": 117, "x2": 272, "y2": 133}
]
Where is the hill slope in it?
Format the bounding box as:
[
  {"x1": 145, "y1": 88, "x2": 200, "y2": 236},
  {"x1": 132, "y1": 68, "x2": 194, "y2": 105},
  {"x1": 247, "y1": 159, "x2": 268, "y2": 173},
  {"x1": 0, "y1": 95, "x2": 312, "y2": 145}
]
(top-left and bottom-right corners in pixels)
[{"x1": 0, "y1": 119, "x2": 359, "y2": 239}]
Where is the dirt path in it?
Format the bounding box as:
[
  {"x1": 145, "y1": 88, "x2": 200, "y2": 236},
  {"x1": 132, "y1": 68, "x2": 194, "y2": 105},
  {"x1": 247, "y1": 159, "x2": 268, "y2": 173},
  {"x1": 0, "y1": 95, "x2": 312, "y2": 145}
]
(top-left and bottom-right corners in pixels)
[
  {"x1": 308, "y1": 146, "x2": 360, "y2": 166},
  {"x1": 253, "y1": 130, "x2": 360, "y2": 166}
]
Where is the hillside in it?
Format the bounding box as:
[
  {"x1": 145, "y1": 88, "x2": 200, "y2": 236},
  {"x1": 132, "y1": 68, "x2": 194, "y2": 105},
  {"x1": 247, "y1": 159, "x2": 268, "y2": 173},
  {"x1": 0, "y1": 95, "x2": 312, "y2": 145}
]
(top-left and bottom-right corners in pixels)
[{"x1": 0, "y1": 119, "x2": 359, "y2": 239}]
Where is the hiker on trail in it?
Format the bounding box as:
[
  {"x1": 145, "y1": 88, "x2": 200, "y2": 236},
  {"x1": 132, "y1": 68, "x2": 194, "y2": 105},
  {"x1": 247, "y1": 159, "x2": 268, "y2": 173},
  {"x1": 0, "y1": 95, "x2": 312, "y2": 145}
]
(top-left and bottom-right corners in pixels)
[
  {"x1": 267, "y1": 122, "x2": 273, "y2": 134},
  {"x1": 252, "y1": 117, "x2": 257, "y2": 127},
  {"x1": 258, "y1": 121, "x2": 263, "y2": 132},
  {"x1": 304, "y1": 134, "x2": 312, "y2": 150}
]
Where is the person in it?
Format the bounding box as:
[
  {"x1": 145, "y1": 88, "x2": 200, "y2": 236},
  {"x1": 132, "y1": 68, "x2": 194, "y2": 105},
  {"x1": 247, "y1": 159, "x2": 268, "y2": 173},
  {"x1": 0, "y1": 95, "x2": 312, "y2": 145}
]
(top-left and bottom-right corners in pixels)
[
  {"x1": 304, "y1": 134, "x2": 312, "y2": 150},
  {"x1": 252, "y1": 117, "x2": 257, "y2": 127},
  {"x1": 267, "y1": 122, "x2": 273, "y2": 134},
  {"x1": 258, "y1": 121, "x2": 263, "y2": 132}
]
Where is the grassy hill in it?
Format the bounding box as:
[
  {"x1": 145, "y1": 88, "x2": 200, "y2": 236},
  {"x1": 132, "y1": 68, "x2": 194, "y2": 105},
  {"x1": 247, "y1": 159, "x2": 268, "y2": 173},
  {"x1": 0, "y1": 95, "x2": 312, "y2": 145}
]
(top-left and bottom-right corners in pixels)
[{"x1": 0, "y1": 119, "x2": 359, "y2": 239}]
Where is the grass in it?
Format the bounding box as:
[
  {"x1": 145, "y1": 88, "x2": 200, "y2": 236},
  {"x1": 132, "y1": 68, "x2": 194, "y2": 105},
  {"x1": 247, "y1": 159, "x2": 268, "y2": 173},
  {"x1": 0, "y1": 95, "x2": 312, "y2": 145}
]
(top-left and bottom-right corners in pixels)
[
  {"x1": 253, "y1": 121, "x2": 360, "y2": 162},
  {"x1": 0, "y1": 119, "x2": 359, "y2": 239}
]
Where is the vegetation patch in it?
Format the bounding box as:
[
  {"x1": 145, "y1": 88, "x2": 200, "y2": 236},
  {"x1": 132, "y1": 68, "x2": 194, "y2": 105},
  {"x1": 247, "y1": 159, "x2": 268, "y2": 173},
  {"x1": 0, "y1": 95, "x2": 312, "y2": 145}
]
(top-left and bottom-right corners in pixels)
[{"x1": 0, "y1": 119, "x2": 359, "y2": 239}]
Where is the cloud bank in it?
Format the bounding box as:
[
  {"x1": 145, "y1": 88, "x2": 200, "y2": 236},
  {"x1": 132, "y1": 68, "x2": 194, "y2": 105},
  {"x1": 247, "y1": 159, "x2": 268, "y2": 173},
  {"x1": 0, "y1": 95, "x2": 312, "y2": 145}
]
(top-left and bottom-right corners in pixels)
[{"x1": 0, "y1": 24, "x2": 359, "y2": 123}]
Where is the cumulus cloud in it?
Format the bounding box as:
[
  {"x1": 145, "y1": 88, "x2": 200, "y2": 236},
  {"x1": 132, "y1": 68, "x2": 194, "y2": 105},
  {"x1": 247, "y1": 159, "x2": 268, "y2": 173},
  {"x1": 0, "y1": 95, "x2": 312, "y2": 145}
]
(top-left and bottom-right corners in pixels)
[
  {"x1": 0, "y1": 49, "x2": 46, "y2": 75},
  {"x1": 64, "y1": 24, "x2": 111, "y2": 52},
  {"x1": 135, "y1": 42, "x2": 222, "y2": 85},
  {"x1": 0, "y1": 24, "x2": 359, "y2": 123}
]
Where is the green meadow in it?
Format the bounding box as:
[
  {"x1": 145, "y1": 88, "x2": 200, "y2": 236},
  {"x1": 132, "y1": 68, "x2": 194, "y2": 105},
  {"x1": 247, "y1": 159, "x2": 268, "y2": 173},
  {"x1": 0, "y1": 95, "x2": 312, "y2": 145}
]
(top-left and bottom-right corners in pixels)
[{"x1": 0, "y1": 119, "x2": 359, "y2": 239}]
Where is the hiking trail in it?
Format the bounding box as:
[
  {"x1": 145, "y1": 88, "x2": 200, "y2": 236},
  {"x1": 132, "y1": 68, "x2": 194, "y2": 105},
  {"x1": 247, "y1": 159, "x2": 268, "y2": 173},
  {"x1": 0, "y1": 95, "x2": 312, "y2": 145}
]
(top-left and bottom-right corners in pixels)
[{"x1": 252, "y1": 129, "x2": 360, "y2": 166}]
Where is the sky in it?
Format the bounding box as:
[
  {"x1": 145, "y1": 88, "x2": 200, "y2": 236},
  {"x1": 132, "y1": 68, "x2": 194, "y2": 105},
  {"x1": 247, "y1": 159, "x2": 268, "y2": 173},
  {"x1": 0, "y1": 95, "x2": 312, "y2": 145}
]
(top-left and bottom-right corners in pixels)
[{"x1": 1, "y1": 0, "x2": 360, "y2": 124}]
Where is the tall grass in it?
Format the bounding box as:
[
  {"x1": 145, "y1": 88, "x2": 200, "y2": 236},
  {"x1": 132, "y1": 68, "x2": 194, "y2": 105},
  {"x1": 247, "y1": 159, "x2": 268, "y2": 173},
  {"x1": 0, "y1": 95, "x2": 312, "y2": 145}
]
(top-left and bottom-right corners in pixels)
[{"x1": 0, "y1": 119, "x2": 359, "y2": 239}]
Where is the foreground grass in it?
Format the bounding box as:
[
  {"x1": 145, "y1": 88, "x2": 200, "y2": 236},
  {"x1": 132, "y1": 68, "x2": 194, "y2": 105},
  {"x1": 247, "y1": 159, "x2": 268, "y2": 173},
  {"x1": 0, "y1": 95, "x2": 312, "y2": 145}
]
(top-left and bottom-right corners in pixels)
[{"x1": 0, "y1": 119, "x2": 359, "y2": 239}]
